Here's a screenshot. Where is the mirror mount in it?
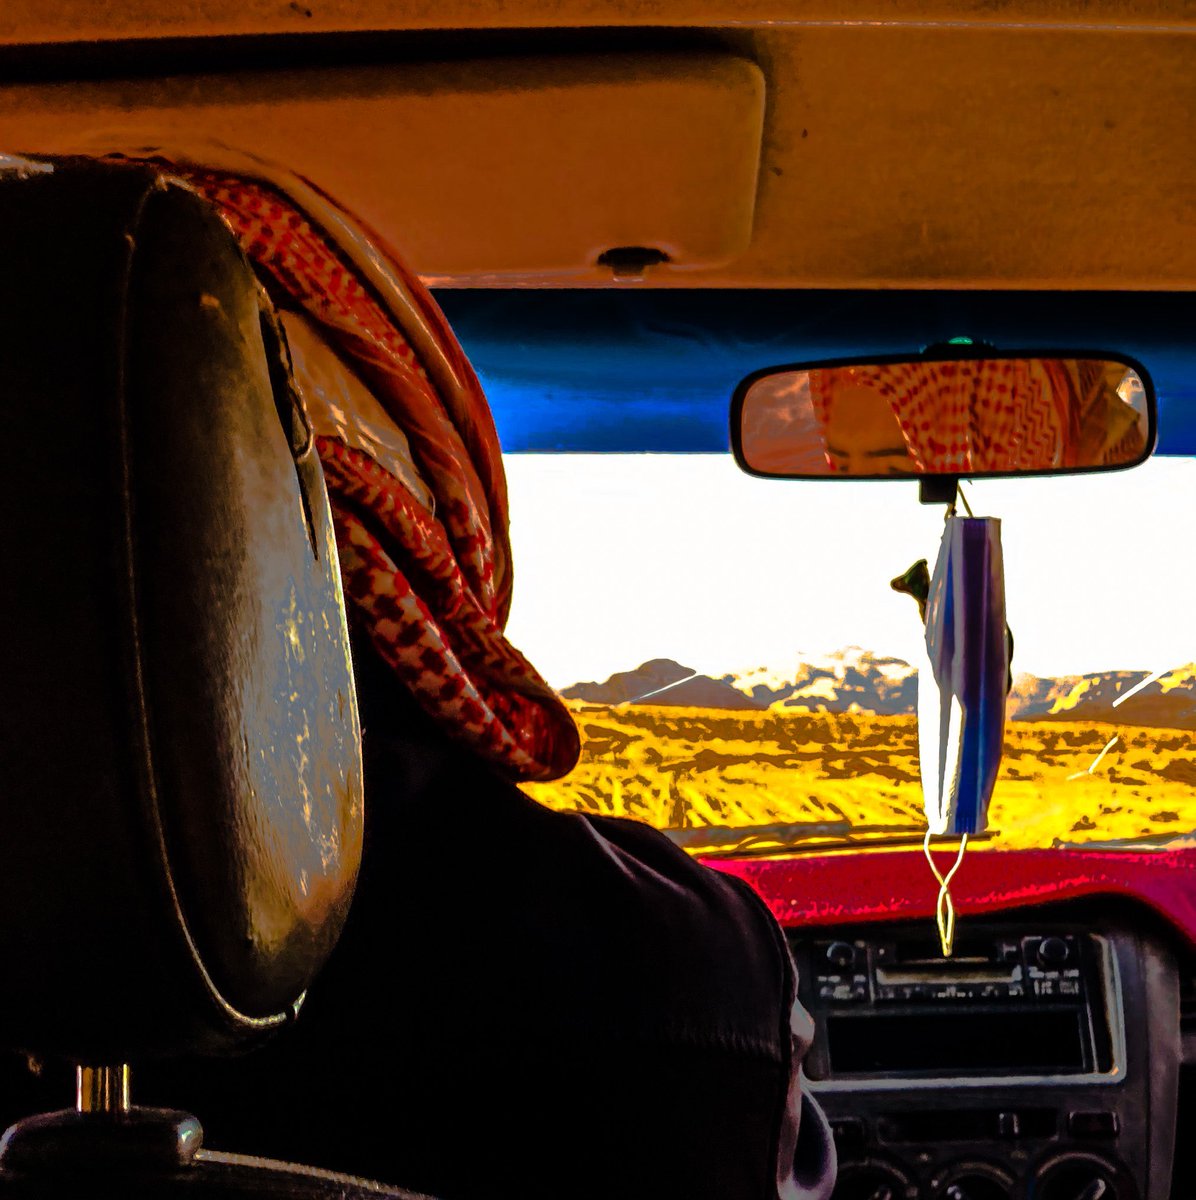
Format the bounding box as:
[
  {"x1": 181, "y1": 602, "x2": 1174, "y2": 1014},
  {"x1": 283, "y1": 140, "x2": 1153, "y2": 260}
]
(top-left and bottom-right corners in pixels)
[
  {"x1": 919, "y1": 475, "x2": 959, "y2": 506},
  {"x1": 920, "y1": 339, "x2": 998, "y2": 356}
]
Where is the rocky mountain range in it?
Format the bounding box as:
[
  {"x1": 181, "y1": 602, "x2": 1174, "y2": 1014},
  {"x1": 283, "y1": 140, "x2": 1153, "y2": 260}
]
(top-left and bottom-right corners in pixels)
[
  {"x1": 560, "y1": 657, "x2": 763, "y2": 710},
  {"x1": 729, "y1": 646, "x2": 919, "y2": 715},
  {"x1": 1007, "y1": 668, "x2": 1196, "y2": 729},
  {"x1": 561, "y1": 648, "x2": 1196, "y2": 730}
]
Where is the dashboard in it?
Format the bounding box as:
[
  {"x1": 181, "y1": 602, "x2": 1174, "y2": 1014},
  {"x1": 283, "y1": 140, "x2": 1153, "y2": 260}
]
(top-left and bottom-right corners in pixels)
[{"x1": 788, "y1": 905, "x2": 1183, "y2": 1200}]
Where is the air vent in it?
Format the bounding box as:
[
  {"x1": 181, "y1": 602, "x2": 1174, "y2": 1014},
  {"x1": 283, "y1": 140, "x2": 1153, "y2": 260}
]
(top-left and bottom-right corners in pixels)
[
  {"x1": 1179, "y1": 972, "x2": 1196, "y2": 1061},
  {"x1": 1179, "y1": 973, "x2": 1196, "y2": 1024}
]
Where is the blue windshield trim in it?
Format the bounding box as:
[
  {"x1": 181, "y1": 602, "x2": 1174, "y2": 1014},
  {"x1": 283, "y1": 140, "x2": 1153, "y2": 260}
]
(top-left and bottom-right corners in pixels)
[{"x1": 436, "y1": 290, "x2": 1196, "y2": 456}]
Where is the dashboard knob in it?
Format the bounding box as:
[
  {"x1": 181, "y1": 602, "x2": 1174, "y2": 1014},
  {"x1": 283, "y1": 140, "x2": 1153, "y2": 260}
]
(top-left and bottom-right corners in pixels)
[
  {"x1": 1037, "y1": 936, "x2": 1071, "y2": 967},
  {"x1": 833, "y1": 1161, "x2": 913, "y2": 1200},
  {"x1": 940, "y1": 1180, "x2": 1007, "y2": 1200},
  {"x1": 936, "y1": 1176, "x2": 1011, "y2": 1200},
  {"x1": 826, "y1": 941, "x2": 857, "y2": 970},
  {"x1": 1033, "y1": 1153, "x2": 1122, "y2": 1200},
  {"x1": 931, "y1": 1162, "x2": 1014, "y2": 1200}
]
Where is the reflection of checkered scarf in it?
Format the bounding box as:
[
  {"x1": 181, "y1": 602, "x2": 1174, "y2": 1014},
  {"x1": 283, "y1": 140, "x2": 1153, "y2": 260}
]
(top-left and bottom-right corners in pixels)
[
  {"x1": 809, "y1": 360, "x2": 1076, "y2": 473},
  {"x1": 149, "y1": 161, "x2": 580, "y2": 782}
]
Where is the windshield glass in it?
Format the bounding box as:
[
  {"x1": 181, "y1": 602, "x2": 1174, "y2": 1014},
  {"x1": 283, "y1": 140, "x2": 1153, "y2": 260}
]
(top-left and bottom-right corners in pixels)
[{"x1": 503, "y1": 453, "x2": 1196, "y2": 856}]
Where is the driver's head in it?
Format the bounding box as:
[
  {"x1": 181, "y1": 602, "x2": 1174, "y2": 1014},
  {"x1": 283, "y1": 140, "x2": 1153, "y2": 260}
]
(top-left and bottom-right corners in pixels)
[
  {"x1": 811, "y1": 368, "x2": 916, "y2": 475},
  {"x1": 820, "y1": 378, "x2": 915, "y2": 475},
  {"x1": 107, "y1": 152, "x2": 581, "y2": 783}
]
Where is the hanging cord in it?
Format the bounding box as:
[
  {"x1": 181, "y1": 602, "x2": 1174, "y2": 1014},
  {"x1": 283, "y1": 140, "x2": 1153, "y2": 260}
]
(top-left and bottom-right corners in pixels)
[
  {"x1": 955, "y1": 481, "x2": 975, "y2": 517},
  {"x1": 923, "y1": 829, "x2": 969, "y2": 957}
]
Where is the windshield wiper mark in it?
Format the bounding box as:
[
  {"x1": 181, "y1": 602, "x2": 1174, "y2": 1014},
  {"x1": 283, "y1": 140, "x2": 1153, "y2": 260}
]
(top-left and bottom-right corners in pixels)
[
  {"x1": 1112, "y1": 666, "x2": 1178, "y2": 709},
  {"x1": 617, "y1": 672, "x2": 701, "y2": 706},
  {"x1": 1067, "y1": 733, "x2": 1121, "y2": 782},
  {"x1": 1052, "y1": 830, "x2": 1195, "y2": 852}
]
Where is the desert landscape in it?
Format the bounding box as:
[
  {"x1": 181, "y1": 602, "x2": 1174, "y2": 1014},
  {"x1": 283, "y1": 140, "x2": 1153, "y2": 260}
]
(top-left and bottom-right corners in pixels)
[{"x1": 521, "y1": 651, "x2": 1196, "y2": 855}]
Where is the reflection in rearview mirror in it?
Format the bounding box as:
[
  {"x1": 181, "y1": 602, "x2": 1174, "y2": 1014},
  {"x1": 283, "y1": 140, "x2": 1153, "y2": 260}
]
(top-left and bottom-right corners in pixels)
[{"x1": 733, "y1": 356, "x2": 1155, "y2": 479}]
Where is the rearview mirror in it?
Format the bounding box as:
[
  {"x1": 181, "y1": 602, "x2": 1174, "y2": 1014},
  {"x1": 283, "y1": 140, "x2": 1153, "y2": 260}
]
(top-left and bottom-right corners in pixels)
[{"x1": 731, "y1": 352, "x2": 1156, "y2": 479}]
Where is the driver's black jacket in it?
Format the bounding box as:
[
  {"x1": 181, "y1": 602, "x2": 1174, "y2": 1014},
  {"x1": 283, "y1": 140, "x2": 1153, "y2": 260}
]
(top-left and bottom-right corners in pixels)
[{"x1": 143, "y1": 633, "x2": 837, "y2": 1200}]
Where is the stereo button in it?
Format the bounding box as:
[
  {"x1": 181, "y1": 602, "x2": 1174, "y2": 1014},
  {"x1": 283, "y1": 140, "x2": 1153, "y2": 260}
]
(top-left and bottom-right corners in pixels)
[
  {"x1": 825, "y1": 941, "x2": 857, "y2": 969},
  {"x1": 1037, "y1": 936, "x2": 1071, "y2": 967},
  {"x1": 1067, "y1": 1111, "x2": 1119, "y2": 1139}
]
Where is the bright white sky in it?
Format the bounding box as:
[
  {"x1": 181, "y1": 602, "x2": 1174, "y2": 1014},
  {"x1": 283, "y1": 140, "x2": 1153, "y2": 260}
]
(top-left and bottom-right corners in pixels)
[{"x1": 502, "y1": 454, "x2": 1196, "y2": 689}]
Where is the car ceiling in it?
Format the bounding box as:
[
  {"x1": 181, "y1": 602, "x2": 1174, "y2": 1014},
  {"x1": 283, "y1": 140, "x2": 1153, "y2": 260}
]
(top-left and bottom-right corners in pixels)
[{"x1": 2, "y1": 3, "x2": 1195, "y2": 289}]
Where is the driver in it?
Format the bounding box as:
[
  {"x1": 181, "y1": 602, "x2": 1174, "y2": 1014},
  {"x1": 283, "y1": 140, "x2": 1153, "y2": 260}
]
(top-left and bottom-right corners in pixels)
[
  {"x1": 99, "y1": 150, "x2": 838, "y2": 1200},
  {"x1": 737, "y1": 368, "x2": 916, "y2": 475}
]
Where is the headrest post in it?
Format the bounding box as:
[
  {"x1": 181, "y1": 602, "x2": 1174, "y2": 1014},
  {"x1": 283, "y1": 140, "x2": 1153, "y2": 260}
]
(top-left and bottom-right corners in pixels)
[{"x1": 76, "y1": 1065, "x2": 130, "y2": 1114}]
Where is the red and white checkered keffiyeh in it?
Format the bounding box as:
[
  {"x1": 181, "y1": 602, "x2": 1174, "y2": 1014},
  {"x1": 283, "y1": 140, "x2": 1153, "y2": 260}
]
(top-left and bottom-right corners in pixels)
[
  {"x1": 124, "y1": 157, "x2": 580, "y2": 782},
  {"x1": 809, "y1": 359, "x2": 1080, "y2": 474}
]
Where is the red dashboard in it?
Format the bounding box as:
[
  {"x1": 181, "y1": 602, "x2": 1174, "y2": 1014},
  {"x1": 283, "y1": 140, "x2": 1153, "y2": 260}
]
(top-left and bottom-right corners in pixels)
[{"x1": 711, "y1": 845, "x2": 1196, "y2": 946}]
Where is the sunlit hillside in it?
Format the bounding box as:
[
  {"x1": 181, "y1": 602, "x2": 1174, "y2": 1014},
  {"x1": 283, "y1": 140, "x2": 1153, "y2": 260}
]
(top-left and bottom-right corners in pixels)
[{"x1": 521, "y1": 704, "x2": 1196, "y2": 855}]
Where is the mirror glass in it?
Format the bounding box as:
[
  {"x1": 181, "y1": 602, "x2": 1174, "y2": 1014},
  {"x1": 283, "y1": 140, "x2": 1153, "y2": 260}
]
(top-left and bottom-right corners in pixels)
[{"x1": 734, "y1": 356, "x2": 1153, "y2": 478}]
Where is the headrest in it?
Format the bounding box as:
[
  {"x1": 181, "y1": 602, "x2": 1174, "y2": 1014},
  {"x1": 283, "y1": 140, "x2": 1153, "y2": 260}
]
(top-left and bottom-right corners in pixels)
[{"x1": 0, "y1": 157, "x2": 363, "y2": 1062}]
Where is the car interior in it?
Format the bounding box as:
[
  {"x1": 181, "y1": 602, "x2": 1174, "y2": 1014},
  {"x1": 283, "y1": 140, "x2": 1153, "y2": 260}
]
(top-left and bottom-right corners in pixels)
[{"x1": 0, "y1": 5, "x2": 1194, "y2": 1200}]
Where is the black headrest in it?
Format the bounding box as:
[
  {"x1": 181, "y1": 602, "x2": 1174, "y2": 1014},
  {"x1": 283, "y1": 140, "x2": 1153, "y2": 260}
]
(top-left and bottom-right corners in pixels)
[{"x1": 0, "y1": 157, "x2": 363, "y2": 1062}]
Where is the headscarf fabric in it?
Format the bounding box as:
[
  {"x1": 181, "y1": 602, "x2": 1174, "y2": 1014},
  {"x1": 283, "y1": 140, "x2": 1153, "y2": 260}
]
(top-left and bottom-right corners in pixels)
[{"x1": 127, "y1": 157, "x2": 580, "y2": 782}]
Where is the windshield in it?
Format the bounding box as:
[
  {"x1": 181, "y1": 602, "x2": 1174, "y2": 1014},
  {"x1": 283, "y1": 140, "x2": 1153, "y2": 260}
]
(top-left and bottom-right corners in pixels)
[{"x1": 503, "y1": 453, "x2": 1196, "y2": 856}]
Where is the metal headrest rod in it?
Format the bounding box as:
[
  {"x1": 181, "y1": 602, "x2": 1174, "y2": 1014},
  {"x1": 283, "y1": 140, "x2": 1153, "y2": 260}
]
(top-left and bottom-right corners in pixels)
[
  {"x1": 76, "y1": 1066, "x2": 130, "y2": 1115},
  {"x1": 0, "y1": 1061, "x2": 200, "y2": 1171}
]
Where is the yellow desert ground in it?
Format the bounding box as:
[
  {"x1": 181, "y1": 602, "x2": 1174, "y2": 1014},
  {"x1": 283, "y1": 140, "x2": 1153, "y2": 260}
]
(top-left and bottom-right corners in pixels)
[{"x1": 521, "y1": 705, "x2": 1196, "y2": 855}]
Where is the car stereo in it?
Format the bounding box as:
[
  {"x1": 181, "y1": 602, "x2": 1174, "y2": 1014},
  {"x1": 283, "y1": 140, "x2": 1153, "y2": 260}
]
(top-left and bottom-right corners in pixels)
[{"x1": 794, "y1": 929, "x2": 1117, "y2": 1080}]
